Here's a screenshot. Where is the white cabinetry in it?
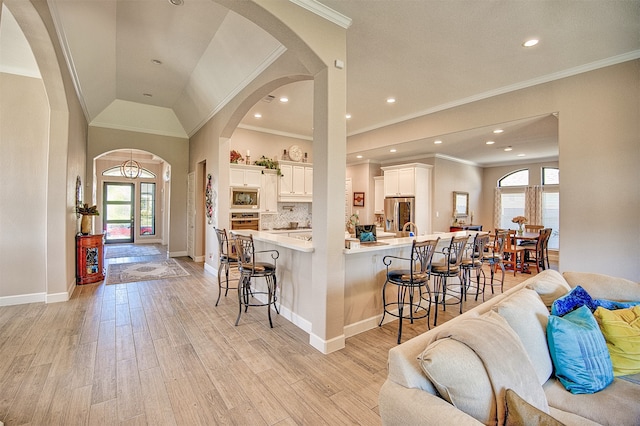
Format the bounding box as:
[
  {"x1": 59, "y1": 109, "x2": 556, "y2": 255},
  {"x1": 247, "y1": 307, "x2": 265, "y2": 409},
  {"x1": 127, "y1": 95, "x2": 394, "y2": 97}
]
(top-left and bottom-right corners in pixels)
[
  {"x1": 261, "y1": 169, "x2": 278, "y2": 214},
  {"x1": 384, "y1": 167, "x2": 416, "y2": 196},
  {"x1": 279, "y1": 161, "x2": 312, "y2": 202},
  {"x1": 374, "y1": 176, "x2": 385, "y2": 214},
  {"x1": 381, "y1": 163, "x2": 433, "y2": 235},
  {"x1": 230, "y1": 164, "x2": 262, "y2": 188}
]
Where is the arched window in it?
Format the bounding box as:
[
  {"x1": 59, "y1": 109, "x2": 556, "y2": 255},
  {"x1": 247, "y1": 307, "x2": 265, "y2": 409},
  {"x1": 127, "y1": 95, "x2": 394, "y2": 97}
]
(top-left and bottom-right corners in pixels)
[
  {"x1": 498, "y1": 169, "x2": 529, "y2": 187},
  {"x1": 102, "y1": 166, "x2": 156, "y2": 179}
]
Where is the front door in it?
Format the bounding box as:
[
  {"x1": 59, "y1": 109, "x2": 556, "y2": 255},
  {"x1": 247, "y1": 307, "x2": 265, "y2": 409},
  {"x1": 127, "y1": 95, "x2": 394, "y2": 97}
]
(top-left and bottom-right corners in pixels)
[{"x1": 103, "y1": 182, "x2": 135, "y2": 243}]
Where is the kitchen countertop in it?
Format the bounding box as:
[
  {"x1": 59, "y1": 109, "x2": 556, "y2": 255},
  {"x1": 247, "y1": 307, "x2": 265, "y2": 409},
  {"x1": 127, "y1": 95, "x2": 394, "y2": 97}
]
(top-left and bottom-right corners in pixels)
[
  {"x1": 230, "y1": 230, "x2": 314, "y2": 252},
  {"x1": 344, "y1": 230, "x2": 487, "y2": 254},
  {"x1": 230, "y1": 229, "x2": 486, "y2": 254},
  {"x1": 264, "y1": 228, "x2": 312, "y2": 235}
]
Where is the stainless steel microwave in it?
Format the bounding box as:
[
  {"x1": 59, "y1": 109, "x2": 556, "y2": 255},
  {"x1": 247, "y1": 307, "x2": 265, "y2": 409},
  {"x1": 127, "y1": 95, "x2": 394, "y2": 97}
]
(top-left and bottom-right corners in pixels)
[{"x1": 230, "y1": 187, "x2": 260, "y2": 209}]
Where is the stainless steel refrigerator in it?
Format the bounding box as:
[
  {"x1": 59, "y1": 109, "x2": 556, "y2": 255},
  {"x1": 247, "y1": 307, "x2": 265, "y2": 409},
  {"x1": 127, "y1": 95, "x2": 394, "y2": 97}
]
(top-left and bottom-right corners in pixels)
[{"x1": 384, "y1": 197, "x2": 415, "y2": 236}]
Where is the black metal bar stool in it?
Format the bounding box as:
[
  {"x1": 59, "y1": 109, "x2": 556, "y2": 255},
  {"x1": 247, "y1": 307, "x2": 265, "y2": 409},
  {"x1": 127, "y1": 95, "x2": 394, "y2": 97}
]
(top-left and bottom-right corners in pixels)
[
  {"x1": 379, "y1": 238, "x2": 439, "y2": 344},
  {"x1": 233, "y1": 234, "x2": 279, "y2": 328},
  {"x1": 460, "y1": 233, "x2": 490, "y2": 302},
  {"x1": 429, "y1": 235, "x2": 469, "y2": 326},
  {"x1": 214, "y1": 228, "x2": 237, "y2": 306}
]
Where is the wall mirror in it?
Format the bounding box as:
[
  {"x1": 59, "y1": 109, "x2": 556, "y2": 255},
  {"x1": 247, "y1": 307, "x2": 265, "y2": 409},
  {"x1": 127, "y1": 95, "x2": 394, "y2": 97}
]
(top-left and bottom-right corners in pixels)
[{"x1": 453, "y1": 191, "x2": 469, "y2": 217}]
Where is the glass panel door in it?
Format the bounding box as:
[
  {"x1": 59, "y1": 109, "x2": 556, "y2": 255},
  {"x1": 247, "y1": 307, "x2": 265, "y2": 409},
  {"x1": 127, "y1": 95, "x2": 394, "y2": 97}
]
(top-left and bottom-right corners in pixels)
[{"x1": 103, "y1": 183, "x2": 134, "y2": 243}]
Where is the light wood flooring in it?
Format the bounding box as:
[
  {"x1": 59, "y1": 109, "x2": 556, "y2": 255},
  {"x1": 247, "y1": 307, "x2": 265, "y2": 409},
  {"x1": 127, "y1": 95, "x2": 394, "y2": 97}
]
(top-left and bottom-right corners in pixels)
[{"x1": 0, "y1": 244, "x2": 551, "y2": 425}]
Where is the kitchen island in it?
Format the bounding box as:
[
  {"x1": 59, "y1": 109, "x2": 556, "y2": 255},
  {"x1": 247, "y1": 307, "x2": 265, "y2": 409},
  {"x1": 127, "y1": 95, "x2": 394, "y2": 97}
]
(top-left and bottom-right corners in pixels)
[{"x1": 229, "y1": 230, "x2": 484, "y2": 351}]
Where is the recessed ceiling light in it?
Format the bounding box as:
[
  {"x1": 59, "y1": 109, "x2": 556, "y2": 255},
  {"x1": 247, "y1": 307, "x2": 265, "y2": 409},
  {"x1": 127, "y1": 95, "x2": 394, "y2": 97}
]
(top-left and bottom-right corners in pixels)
[
  {"x1": 504, "y1": 146, "x2": 513, "y2": 152},
  {"x1": 345, "y1": 114, "x2": 352, "y2": 119},
  {"x1": 168, "y1": 0, "x2": 184, "y2": 5},
  {"x1": 356, "y1": 155, "x2": 363, "y2": 159},
  {"x1": 143, "y1": 93, "x2": 152, "y2": 97},
  {"x1": 523, "y1": 39, "x2": 539, "y2": 47},
  {"x1": 151, "y1": 59, "x2": 162, "y2": 65},
  {"x1": 493, "y1": 129, "x2": 504, "y2": 134},
  {"x1": 434, "y1": 140, "x2": 442, "y2": 144},
  {"x1": 254, "y1": 113, "x2": 262, "y2": 118},
  {"x1": 517, "y1": 153, "x2": 526, "y2": 157},
  {"x1": 486, "y1": 140, "x2": 495, "y2": 145},
  {"x1": 279, "y1": 97, "x2": 288, "y2": 103},
  {"x1": 386, "y1": 98, "x2": 396, "y2": 104},
  {"x1": 390, "y1": 148, "x2": 397, "y2": 153}
]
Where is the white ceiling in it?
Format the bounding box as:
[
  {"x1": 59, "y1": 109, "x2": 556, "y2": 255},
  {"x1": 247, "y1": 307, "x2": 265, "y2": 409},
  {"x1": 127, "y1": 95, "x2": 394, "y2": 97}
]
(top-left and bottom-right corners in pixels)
[{"x1": 2, "y1": 0, "x2": 639, "y2": 166}]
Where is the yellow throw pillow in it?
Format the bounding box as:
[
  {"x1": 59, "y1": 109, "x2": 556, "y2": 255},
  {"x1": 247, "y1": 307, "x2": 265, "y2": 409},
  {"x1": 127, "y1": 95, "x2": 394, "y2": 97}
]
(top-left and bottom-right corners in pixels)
[{"x1": 594, "y1": 305, "x2": 640, "y2": 376}]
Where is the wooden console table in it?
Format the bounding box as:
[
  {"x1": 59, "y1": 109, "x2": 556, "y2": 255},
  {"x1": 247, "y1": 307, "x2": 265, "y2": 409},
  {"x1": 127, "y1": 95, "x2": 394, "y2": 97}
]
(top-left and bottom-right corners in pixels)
[
  {"x1": 76, "y1": 234, "x2": 105, "y2": 284},
  {"x1": 450, "y1": 225, "x2": 483, "y2": 232}
]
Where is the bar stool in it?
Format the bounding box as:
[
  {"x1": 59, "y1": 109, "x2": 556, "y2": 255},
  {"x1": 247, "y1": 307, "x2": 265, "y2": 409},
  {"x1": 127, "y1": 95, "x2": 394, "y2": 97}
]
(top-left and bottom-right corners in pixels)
[
  {"x1": 379, "y1": 238, "x2": 439, "y2": 344},
  {"x1": 429, "y1": 235, "x2": 469, "y2": 326},
  {"x1": 214, "y1": 228, "x2": 237, "y2": 306},
  {"x1": 233, "y1": 234, "x2": 279, "y2": 328},
  {"x1": 460, "y1": 233, "x2": 490, "y2": 302},
  {"x1": 483, "y1": 229, "x2": 508, "y2": 294}
]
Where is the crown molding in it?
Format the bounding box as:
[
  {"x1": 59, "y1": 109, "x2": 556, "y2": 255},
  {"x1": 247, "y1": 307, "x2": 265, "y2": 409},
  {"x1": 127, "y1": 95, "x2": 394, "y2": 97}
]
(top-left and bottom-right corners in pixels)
[
  {"x1": 236, "y1": 123, "x2": 313, "y2": 141},
  {"x1": 289, "y1": 0, "x2": 352, "y2": 29}
]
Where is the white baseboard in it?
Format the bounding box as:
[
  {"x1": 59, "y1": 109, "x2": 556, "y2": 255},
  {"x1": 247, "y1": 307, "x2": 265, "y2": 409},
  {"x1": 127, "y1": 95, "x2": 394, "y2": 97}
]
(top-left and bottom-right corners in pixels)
[
  {"x1": 47, "y1": 291, "x2": 72, "y2": 304},
  {"x1": 0, "y1": 292, "x2": 45, "y2": 306},
  {"x1": 192, "y1": 255, "x2": 205, "y2": 262},
  {"x1": 204, "y1": 263, "x2": 217, "y2": 276},
  {"x1": 309, "y1": 332, "x2": 346, "y2": 354},
  {"x1": 169, "y1": 251, "x2": 188, "y2": 257}
]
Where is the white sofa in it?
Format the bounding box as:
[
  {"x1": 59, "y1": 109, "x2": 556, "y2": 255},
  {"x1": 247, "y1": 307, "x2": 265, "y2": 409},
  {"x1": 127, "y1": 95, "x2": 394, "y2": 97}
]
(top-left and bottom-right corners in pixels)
[{"x1": 378, "y1": 270, "x2": 640, "y2": 425}]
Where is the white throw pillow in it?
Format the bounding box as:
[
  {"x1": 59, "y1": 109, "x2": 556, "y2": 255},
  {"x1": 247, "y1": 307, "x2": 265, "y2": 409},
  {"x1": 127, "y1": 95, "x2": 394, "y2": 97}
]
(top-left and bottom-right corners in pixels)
[
  {"x1": 524, "y1": 269, "x2": 571, "y2": 307},
  {"x1": 493, "y1": 288, "x2": 554, "y2": 385},
  {"x1": 419, "y1": 337, "x2": 496, "y2": 424}
]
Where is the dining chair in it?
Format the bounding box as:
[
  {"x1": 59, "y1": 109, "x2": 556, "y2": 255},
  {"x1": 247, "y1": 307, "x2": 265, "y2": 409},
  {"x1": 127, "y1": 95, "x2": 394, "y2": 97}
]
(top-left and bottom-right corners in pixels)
[
  {"x1": 525, "y1": 228, "x2": 552, "y2": 273},
  {"x1": 483, "y1": 229, "x2": 508, "y2": 294},
  {"x1": 502, "y1": 230, "x2": 526, "y2": 276},
  {"x1": 214, "y1": 228, "x2": 237, "y2": 306},
  {"x1": 234, "y1": 234, "x2": 280, "y2": 327},
  {"x1": 460, "y1": 233, "x2": 490, "y2": 302},
  {"x1": 429, "y1": 235, "x2": 469, "y2": 326},
  {"x1": 524, "y1": 224, "x2": 544, "y2": 232},
  {"x1": 379, "y1": 238, "x2": 439, "y2": 344}
]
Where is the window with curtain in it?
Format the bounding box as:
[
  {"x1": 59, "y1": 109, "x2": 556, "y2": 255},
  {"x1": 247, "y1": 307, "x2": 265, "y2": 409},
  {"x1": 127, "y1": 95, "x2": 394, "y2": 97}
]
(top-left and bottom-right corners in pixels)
[{"x1": 494, "y1": 167, "x2": 559, "y2": 249}]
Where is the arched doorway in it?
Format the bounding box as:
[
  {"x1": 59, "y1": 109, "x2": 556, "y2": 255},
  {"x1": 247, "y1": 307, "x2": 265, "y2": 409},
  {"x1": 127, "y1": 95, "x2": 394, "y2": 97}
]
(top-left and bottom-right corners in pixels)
[{"x1": 94, "y1": 149, "x2": 171, "y2": 246}]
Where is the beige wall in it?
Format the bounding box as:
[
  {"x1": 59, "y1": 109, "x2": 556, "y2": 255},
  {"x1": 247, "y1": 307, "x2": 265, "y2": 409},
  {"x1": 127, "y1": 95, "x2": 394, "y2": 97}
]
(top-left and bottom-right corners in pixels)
[
  {"x1": 229, "y1": 127, "x2": 311, "y2": 163},
  {"x1": 87, "y1": 127, "x2": 189, "y2": 256},
  {"x1": 0, "y1": 73, "x2": 49, "y2": 299},
  {"x1": 349, "y1": 60, "x2": 640, "y2": 280}
]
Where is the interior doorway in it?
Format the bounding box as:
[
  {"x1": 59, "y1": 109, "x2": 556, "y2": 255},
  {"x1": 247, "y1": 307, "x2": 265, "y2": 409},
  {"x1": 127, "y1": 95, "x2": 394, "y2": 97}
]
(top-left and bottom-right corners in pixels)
[{"x1": 103, "y1": 182, "x2": 135, "y2": 243}]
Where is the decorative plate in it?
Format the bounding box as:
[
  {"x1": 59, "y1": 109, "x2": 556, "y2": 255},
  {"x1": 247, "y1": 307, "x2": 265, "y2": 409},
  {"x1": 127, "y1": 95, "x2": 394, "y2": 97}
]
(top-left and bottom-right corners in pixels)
[{"x1": 289, "y1": 145, "x2": 303, "y2": 162}]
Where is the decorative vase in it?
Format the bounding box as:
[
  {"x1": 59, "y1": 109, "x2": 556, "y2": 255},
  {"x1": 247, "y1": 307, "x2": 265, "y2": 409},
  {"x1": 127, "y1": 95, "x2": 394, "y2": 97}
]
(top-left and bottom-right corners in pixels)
[
  {"x1": 517, "y1": 224, "x2": 523, "y2": 235},
  {"x1": 81, "y1": 215, "x2": 92, "y2": 235}
]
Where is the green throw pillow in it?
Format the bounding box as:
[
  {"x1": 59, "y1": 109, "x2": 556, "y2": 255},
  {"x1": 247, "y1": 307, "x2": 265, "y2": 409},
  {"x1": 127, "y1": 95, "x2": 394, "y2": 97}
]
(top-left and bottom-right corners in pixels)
[{"x1": 593, "y1": 305, "x2": 640, "y2": 376}]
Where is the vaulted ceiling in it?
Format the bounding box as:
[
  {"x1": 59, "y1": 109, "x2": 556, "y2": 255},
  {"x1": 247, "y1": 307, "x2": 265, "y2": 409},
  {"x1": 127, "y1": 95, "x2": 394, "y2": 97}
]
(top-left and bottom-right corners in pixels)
[{"x1": 2, "y1": 0, "x2": 639, "y2": 165}]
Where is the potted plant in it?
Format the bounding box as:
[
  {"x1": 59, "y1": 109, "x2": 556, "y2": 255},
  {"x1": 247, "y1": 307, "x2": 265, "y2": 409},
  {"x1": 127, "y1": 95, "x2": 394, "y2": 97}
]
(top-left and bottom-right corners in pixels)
[
  {"x1": 253, "y1": 156, "x2": 281, "y2": 175},
  {"x1": 77, "y1": 203, "x2": 99, "y2": 235}
]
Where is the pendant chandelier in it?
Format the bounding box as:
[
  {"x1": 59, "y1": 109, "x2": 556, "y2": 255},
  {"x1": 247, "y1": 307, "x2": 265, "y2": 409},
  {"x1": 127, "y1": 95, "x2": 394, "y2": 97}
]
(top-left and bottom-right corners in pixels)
[{"x1": 120, "y1": 150, "x2": 141, "y2": 179}]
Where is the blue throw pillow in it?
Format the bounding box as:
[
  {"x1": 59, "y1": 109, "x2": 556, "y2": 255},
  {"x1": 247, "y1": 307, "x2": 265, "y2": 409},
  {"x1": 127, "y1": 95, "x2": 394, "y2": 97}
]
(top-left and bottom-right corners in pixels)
[
  {"x1": 596, "y1": 299, "x2": 640, "y2": 311},
  {"x1": 551, "y1": 285, "x2": 597, "y2": 316},
  {"x1": 547, "y1": 305, "x2": 613, "y2": 394},
  {"x1": 552, "y1": 285, "x2": 640, "y2": 316}
]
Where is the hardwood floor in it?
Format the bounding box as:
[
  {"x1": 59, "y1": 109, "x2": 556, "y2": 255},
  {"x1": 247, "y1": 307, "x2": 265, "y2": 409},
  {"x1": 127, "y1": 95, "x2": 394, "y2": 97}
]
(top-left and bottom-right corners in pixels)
[{"x1": 0, "y1": 244, "x2": 549, "y2": 425}]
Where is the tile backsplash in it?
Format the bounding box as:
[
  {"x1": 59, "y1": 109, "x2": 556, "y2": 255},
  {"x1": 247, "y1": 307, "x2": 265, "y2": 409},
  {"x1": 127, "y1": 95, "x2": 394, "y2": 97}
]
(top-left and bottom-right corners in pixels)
[{"x1": 261, "y1": 202, "x2": 312, "y2": 230}]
